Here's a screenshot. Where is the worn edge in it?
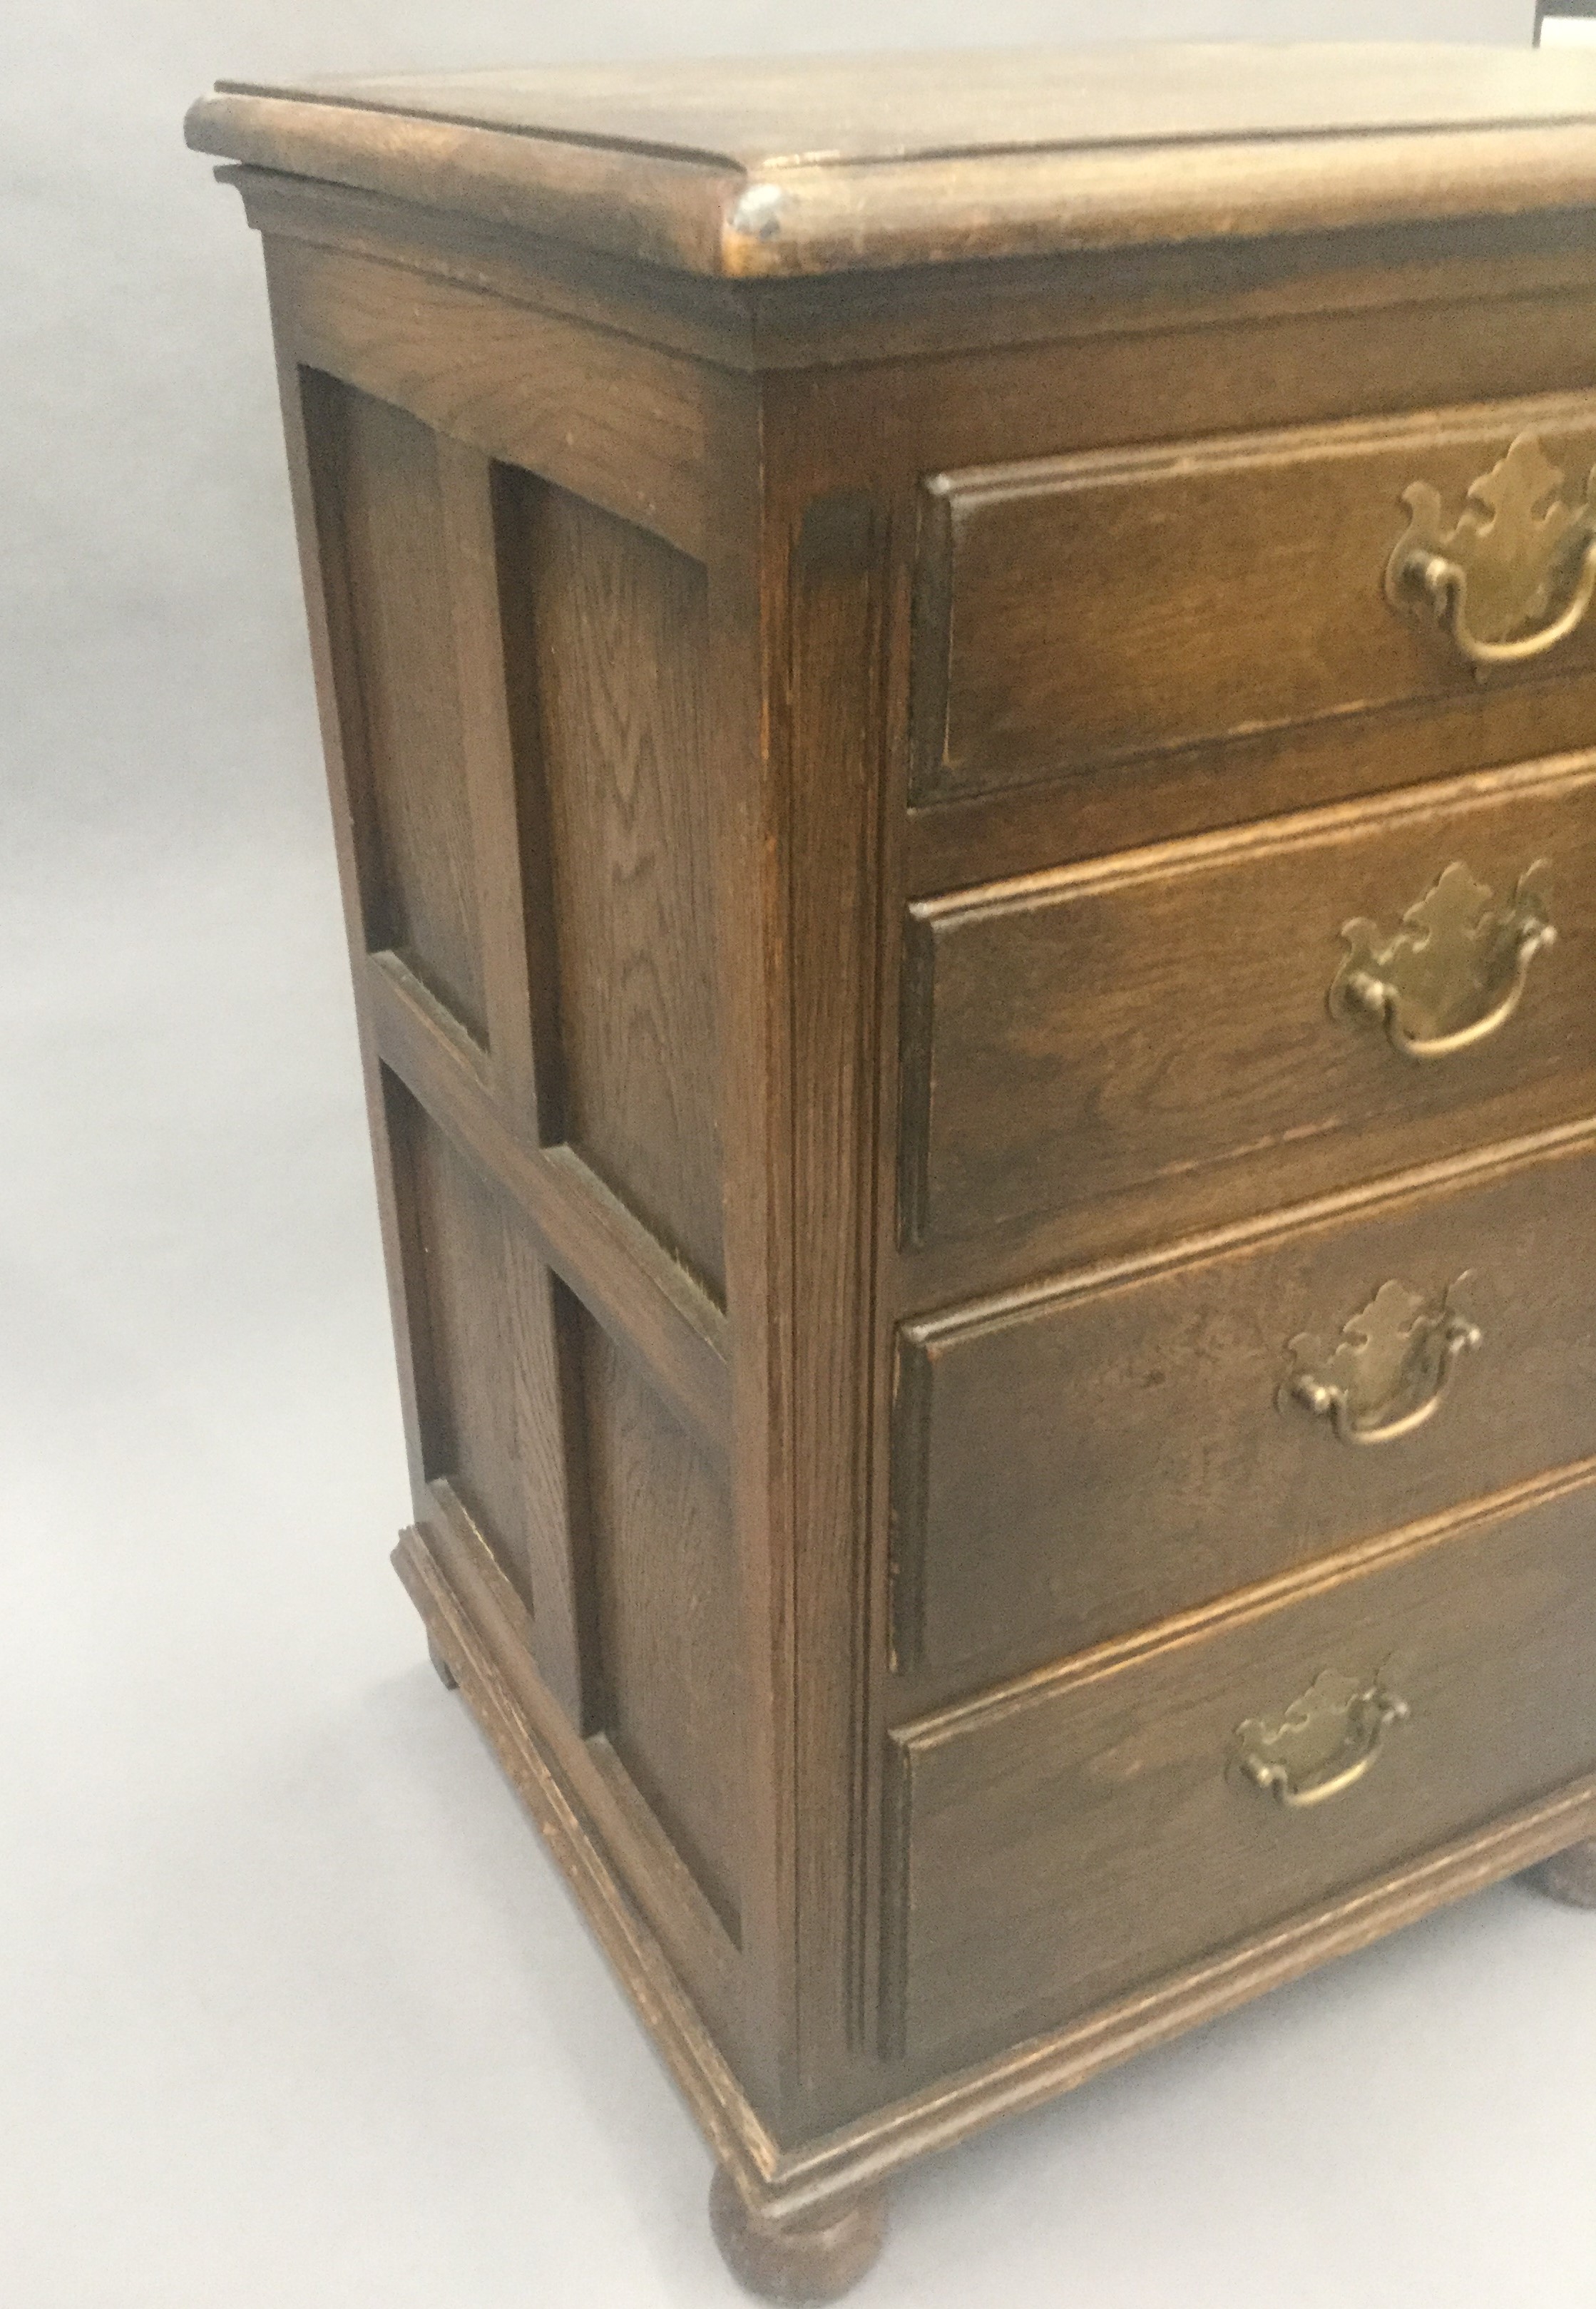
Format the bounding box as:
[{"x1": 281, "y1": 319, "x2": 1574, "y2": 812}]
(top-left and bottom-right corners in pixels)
[{"x1": 187, "y1": 95, "x2": 1596, "y2": 278}]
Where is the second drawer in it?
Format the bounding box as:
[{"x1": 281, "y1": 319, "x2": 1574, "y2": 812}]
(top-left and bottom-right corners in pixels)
[
  {"x1": 901, "y1": 754, "x2": 1596, "y2": 1254},
  {"x1": 893, "y1": 1128, "x2": 1596, "y2": 1680}
]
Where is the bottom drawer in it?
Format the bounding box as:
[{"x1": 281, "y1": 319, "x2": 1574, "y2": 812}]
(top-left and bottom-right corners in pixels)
[{"x1": 886, "y1": 1465, "x2": 1596, "y2": 2067}]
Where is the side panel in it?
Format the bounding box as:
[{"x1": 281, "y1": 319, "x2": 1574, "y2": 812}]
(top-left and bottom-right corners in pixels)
[
  {"x1": 264, "y1": 235, "x2": 759, "y2": 2087},
  {"x1": 579, "y1": 1310, "x2": 745, "y2": 1935},
  {"x1": 308, "y1": 375, "x2": 488, "y2": 1043},
  {"x1": 385, "y1": 1072, "x2": 588, "y2": 1710},
  {"x1": 497, "y1": 473, "x2": 726, "y2": 1298}
]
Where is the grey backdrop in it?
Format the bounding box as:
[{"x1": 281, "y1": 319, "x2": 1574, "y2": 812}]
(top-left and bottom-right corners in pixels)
[{"x1": 10, "y1": 7, "x2": 1596, "y2": 2308}]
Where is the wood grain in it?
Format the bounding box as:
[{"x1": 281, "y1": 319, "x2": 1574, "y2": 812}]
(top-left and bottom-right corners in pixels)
[
  {"x1": 305, "y1": 372, "x2": 486, "y2": 1042},
  {"x1": 895, "y1": 1125, "x2": 1596, "y2": 1684},
  {"x1": 776, "y1": 483, "x2": 893, "y2": 2099},
  {"x1": 889, "y1": 1461, "x2": 1596, "y2": 2064},
  {"x1": 395, "y1": 1518, "x2": 754, "y2": 2126},
  {"x1": 387, "y1": 1077, "x2": 593, "y2": 1724},
  {"x1": 498, "y1": 476, "x2": 726, "y2": 1301},
  {"x1": 848, "y1": 289, "x2": 1596, "y2": 547},
  {"x1": 902, "y1": 754, "x2": 1596, "y2": 1251},
  {"x1": 208, "y1": 73, "x2": 1596, "y2": 2277},
  {"x1": 367, "y1": 955, "x2": 730, "y2": 1453},
  {"x1": 272, "y1": 237, "x2": 710, "y2": 558},
  {"x1": 230, "y1": 164, "x2": 1596, "y2": 377},
  {"x1": 200, "y1": 47, "x2": 1596, "y2": 175},
  {"x1": 433, "y1": 436, "x2": 541, "y2": 1122},
  {"x1": 905, "y1": 671, "x2": 1596, "y2": 897},
  {"x1": 260, "y1": 215, "x2": 759, "y2": 2161},
  {"x1": 399, "y1": 1505, "x2": 1596, "y2": 2212},
  {"x1": 913, "y1": 396, "x2": 1596, "y2": 805},
  {"x1": 188, "y1": 46, "x2": 1596, "y2": 277},
  {"x1": 580, "y1": 1313, "x2": 746, "y2": 1937}
]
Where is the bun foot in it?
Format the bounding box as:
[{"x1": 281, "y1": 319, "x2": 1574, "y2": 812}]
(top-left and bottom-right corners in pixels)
[
  {"x1": 1522, "y1": 1835, "x2": 1596, "y2": 1908},
  {"x1": 709, "y1": 2167, "x2": 886, "y2": 2303},
  {"x1": 426, "y1": 1635, "x2": 459, "y2": 1690}
]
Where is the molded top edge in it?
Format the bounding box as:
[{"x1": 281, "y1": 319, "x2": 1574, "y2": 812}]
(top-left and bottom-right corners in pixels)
[{"x1": 185, "y1": 44, "x2": 1596, "y2": 277}]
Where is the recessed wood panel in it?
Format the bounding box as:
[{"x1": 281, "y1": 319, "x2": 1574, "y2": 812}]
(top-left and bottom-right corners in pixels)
[
  {"x1": 911, "y1": 394, "x2": 1596, "y2": 807},
  {"x1": 496, "y1": 474, "x2": 725, "y2": 1299},
  {"x1": 307, "y1": 373, "x2": 488, "y2": 1042},
  {"x1": 387, "y1": 1072, "x2": 590, "y2": 1723},
  {"x1": 577, "y1": 1310, "x2": 743, "y2": 1937},
  {"x1": 894, "y1": 1131, "x2": 1596, "y2": 1683},
  {"x1": 901, "y1": 756, "x2": 1596, "y2": 1250},
  {"x1": 888, "y1": 1465, "x2": 1596, "y2": 2067}
]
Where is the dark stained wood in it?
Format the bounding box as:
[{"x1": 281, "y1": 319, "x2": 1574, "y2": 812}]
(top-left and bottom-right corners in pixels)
[
  {"x1": 580, "y1": 1311, "x2": 745, "y2": 1937},
  {"x1": 387, "y1": 1077, "x2": 593, "y2": 1724},
  {"x1": 895, "y1": 1125, "x2": 1596, "y2": 1684},
  {"x1": 434, "y1": 435, "x2": 541, "y2": 1122},
  {"x1": 394, "y1": 1518, "x2": 755, "y2": 2132},
  {"x1": 272, "y1": 237, "x2": 712, "y2": 558},
  {"x1": 905, "y1": 672, "x2": 1596, "y2": 897},
  {"x1": 367, "y1": 953, "x2": 730, "y2": 1453},
  {"x1": 679, "y1": 358, "x2": 792, "y2": 2124},
  {"x1": 902, "y1": 755, "x2": 1596, "y2": 1252},
  {"x1": 833, "y1": 287, "x2": 1596, "y2": 555},
  {"x1": 708, "y1": 2165, "x2": 886, "y2": 2303},
  {"x1": 913, "y1": 399, "x2": 1596, "y2": 806},
  {"x1": 496, "y1": 476, "x2": 726, "y2": 1299},
  {"x1": 305, "y1": 372, "x2": 487, "y2": 1043},
  {"x1": 401, "y1": 1510, "x2": 1596, "y2": 2218},
  {"x1": 889, "y1": 1462, "x2": 1596, "y2": 2067},
  {"x1": 187, "y1": 47, "x2": 1596, "y2": 277},
  {"x1": 773, "y1": 477, "x2": 894, "y2": 2100},
  {"x1": 228, "y1": 163, "x2": 1596, "y2": 377},
  {"x1": 260, "y1": 230, "x2": 757, "y2": 2107},
  {"x1": 201, "y1": 47, "x2": 1596, "y2": 173},
  {"x1": 199, "y1": 52, "x2": 1596, "y2": 2296}
]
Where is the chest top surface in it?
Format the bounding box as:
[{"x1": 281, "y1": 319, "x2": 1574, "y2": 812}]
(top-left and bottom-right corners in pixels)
[{"x1": 187, "y1": 43, "x2": 1596, "y2": 279}]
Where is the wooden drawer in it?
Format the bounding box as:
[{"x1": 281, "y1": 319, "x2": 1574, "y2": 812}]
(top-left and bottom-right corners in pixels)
[
  {"x1": 888, "y1": 1462, "x2": 1596, "y2": 2066},
  {"x1": 910, "y1": 394, "x2": 1596, "y2": 808},
  {"x1": 901, "y1": 756, "x2": 1596, "y2": 1254},
  {"x1": 894, "y1": 1129, "x2": 1596, "y2": 1680}
]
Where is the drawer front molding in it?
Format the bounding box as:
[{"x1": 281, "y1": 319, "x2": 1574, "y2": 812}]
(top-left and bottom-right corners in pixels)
[
  {"x1": 899, "y1": 755, "x2": 1596, "y2": 1257},
  {"x1": 885, "y1": 1460, "x2": 1596, "y2": 2066},
  {"x1": 891, "y1": 1125, "x2": 1596, "y2": 1682},
  {"x1": 910, "y1": 394, "x2": 1596, "y2": 808}
]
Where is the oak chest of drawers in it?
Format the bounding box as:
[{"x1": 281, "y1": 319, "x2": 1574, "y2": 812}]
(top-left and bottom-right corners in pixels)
[{"x1": 188, "y1": 43, "x2": 1596, "y2": 2295}]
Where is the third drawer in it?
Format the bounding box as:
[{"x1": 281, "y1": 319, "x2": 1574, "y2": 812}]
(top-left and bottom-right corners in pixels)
[{"x1": 892, "y1": 1126, "x2": 1596, "y2": 1682}]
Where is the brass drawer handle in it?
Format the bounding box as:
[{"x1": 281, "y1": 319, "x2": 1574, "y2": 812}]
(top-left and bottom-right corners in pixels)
[
  {"x1": 1329, "y1": 861, "x2": 1554, "y2": 1063},
  {"x1": 1280, "y1": 1277, "x2": 1480, "y2": 1448},
  {"x1": 1235, "y1": 1669, "x2": 1411, "y2": 1810},
  {"x1": 1386, "y1": 430, "x2": 1596, "y2": 670}
]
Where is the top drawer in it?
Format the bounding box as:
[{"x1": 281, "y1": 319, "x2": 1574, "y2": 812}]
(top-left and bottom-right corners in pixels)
[{"x1": 911, "y1": 396, "x2": 1596, "y2": 808}]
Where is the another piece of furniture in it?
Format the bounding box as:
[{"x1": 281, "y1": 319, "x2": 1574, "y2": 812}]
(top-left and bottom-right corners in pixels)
[{"x1": 188, "y1": 46, "x2": 1596, "y2": 2296}]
